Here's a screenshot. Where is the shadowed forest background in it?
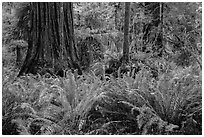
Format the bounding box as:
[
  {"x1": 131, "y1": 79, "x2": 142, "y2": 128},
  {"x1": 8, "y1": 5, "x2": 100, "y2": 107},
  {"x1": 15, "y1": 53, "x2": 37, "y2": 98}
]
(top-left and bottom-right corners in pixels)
[{"x1": 2, "y1": 2, "x2": 202, "y2": 135}]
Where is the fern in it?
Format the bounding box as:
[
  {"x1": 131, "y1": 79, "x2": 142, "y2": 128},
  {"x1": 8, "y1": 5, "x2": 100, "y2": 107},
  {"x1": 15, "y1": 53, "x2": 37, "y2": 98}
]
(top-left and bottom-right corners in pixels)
[
  {"x1": 132, "y1": 66, "x2": 202, "y2": 134},
  {"x1": 3, "y1": 73, "x2": 65, "y2": 135},
  {"x1": 3, "y1": 63, "x2": 201, "y2": 135}
]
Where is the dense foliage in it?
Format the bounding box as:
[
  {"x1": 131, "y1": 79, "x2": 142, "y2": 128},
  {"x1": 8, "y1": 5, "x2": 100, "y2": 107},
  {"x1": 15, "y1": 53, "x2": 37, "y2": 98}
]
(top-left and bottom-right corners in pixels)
[
  {"x1": 2, "y1": 64, "x2": 202, "y2": 135},
  {"x1": 2, "y1": 2, "x2": 202, "y2": 135}
]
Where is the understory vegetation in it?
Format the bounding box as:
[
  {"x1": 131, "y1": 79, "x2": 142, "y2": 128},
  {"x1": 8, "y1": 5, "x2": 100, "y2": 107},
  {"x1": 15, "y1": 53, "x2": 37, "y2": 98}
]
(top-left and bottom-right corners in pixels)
[{"x1": 2, "y1": 63, "x2": 202, "y2": 135}]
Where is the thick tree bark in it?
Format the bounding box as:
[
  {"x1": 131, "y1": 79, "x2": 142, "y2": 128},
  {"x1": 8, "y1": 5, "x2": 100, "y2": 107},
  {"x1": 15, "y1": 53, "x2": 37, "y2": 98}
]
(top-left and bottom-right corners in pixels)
[
  {"x1": 122, "y1": 2, "x2": 130, "y2": 64},
  {"x1": 18, "y1": 2, "x2": 81, "y2": 77}
]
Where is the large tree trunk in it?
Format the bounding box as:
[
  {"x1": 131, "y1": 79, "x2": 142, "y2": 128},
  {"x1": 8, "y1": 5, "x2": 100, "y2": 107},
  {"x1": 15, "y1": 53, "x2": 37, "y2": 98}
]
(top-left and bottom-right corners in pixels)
[
  {"x1": 122, "y1": 2, "x2": 130, "y2": 64},
  {"x1": 18, "y1": 2, "x2": 81, "y2": 77}
]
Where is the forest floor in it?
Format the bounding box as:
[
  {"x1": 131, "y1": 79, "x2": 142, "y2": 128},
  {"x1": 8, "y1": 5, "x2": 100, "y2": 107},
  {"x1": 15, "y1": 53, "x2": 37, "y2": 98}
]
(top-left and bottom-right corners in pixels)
[{"x1": 2, "y1": 62, "x2": 202, "y2": 135}]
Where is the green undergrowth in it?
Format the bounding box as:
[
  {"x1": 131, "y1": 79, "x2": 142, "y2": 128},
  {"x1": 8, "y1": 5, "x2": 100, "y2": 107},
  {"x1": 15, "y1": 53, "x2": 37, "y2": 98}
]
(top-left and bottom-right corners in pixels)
[{"x1": 2, "y1": 65, "x2": 202, "y2": 135}]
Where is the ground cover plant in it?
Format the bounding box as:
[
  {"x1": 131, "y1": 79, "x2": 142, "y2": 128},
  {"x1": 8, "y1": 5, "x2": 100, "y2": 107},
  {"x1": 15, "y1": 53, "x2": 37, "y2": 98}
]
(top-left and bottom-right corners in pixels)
[{"x1": 2, "y1": 63, "x2": 202, "y2": 135}]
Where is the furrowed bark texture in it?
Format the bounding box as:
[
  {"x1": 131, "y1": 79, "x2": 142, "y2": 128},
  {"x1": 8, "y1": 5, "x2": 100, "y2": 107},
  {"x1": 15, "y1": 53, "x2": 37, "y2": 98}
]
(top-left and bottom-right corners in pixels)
[{"x1": 18, "y1": 2, "x2": 81, "y2": 76}]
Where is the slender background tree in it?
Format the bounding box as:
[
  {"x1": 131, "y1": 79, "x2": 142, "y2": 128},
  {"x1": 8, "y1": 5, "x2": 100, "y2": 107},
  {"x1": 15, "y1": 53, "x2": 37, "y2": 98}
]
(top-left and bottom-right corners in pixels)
[{"x1": 122, "y1": 2, "x2": 130, "y2": 64}]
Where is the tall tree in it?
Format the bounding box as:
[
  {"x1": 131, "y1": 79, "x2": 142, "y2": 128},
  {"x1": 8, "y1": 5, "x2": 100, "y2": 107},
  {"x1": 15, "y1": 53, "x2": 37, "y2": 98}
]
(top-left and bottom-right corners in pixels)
[
  {"x1": 122, "y1": 2, "x2": 130, "y2": 64},
  {"x1": 17, "y1": 2, "x2": 82, "y2": 76}
]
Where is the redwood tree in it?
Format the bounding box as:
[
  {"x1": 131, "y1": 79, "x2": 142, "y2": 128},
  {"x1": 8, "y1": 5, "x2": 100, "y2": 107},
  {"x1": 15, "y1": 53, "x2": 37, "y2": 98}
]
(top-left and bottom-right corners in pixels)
[{"x1": 18, "y1": 2, "x2": 81, "y2": 76}]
